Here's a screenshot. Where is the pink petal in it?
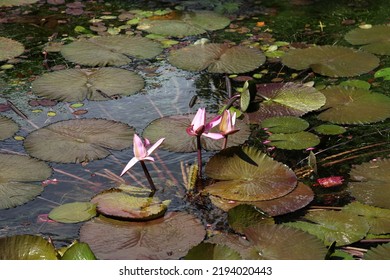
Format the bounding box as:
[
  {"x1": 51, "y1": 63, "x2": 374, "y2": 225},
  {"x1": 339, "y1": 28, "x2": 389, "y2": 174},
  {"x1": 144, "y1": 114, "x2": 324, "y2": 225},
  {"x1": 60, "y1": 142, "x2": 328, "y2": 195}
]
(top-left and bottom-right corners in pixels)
[
  {"x1": 203, "y1": 132, "x2": 224, "y2": 140},
  {"x1": 120, "y1": 157, "x2": 139, "y2": 176},
  {"x1": 133, "y1": 134, "x2": 147, "y2": 158},
  {"x1": 146, "y1": 138, "x2": 165, "y2": 156},
  {"x1": 191, "y1": 108, "x2": 206, "y2": 131},
  {"x1": 204, "y1": 115, "x2": 222, "y2": 131}
]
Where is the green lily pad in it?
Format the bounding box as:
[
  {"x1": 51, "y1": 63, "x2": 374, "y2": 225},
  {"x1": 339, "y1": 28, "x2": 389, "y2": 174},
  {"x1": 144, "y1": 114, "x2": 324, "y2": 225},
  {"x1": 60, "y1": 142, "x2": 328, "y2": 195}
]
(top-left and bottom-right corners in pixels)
[
  {"x1": 61, "y1": 242, "x2": 97, "y2": 260},
  {"x1": 204, "y1": 146, "x2": 297, "y2": 201},
  {"x1": 266, "y1": 131, "x2": 320, "y2": 150},
  {"x1": 184, "y1": 242, "x2": 242, "y2": 260},
  {"x1": 61, "y1": 35, "x2": 163, "y2": 66},
  {"x1": 79, "y1": 212, "x2": 206, "y2": 259},
  {"x1": 48, "y1": 202, "x2": 97, "y2": 224},
  {"x1": 345, "y1": 25, "x2": 390, "y2": 55},
  {"x1": 91, "y1": 187, "x2": 169, "y2": 220},
  {"x1": 0, "y1": 116, "x2": 19, "y2": 140},
  {"x1": 375, "y1": 67, "x2": 390, "y2": 80},
  {"x1": 0, "y1": 37, "x2": 25, "y2": 61},
  {"x1": 317, "y1": 86, "x2": 390, "y2": 124},
  {"x1": 281, "y1": 45, "x2": 379, "y2": 77},
  {"x1": 138, "y1": 10, "x2": 230, "y2": 37},
  {"x1": 347, "y1": 158, "x2": 390, "y2": 209},
  {"x1": 261, "y1": 116, "x2": 309, "y2": 133},
  {"x1": 168, "y1": 43, "x2": 266, "y2": 74},
  {"x1": 0, "y1": 154, "x2": 51, "y2": 210},
  {"x1": 24, "y1": 119, "x2": 134, "y2": 163},
  {"x1": 364, "y1": 242, "x2": 390, "y2": 260},
  {"x1": 0, "y1": 235, "x2": 58, "y2": 260},
  {"x1": 206, "y1": 233, "x2": 253, "y2": 259},
  {"x1": 142, "y1": 113, "x2": 250, "y2": 153},
  {"x1": 313, "y1": 124, "x2": 346, "y2": 135},
  {"x1": 287, "y1": 210, "x2": 370, "y2": 246},
  {"x1": 339, "y1": 79, "x2": 371, "y2": 90},
  {"x1": 243, "y1": 224, "x2": 327, "y2": 260},
  {"x1": 32, "y1": 68, "x2": 144, "y2": 102},
  {"x1": 248, "y1": 82, "x2": 326, "y2": 123}
]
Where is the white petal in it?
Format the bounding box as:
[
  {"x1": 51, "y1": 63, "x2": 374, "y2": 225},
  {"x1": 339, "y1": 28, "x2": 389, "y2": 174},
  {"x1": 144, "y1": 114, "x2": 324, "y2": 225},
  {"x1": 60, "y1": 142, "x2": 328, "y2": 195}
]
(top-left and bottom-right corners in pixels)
[{"x1": 120, "y1": 157, "x2": 139, "y2": 176}]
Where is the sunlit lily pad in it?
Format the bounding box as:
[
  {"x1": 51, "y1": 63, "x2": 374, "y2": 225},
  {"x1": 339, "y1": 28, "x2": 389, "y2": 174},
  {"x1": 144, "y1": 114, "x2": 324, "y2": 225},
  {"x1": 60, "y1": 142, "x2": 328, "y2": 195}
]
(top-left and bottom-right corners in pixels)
[
  {"x1": 318, "y1": 86, "x2": 390, "y2": 124},
  {"x1": 48, "y1": 202, "x2": 97, "y2": 224},
  {"x1": 0, "y1": 154, "x2": 51, "y2": 210},
  {"x1": 61, "y1": 35, "x2": 163, "y2": 66},
  {"x1": 313, "y1": 124, "x2": 346, "y2": 135},
  {"x1": 209, "y1": 182, "x2": 314, "y2": 216},
  {"x1": 0, "y1": 116, "x2": 19, "y2": 140},
  {"x1": 0, "y1": 235, "x2": 58, "y2": 260},
  {"x1": 347, "y1": 158, "x2": 390, "y2": 209},
  {"x1": 138, "y1": 10, "x2": 230, "y2": 37},
  {"x1": 24, "y1": 119, "x2": 134, "y2": 163},
  {"x1": 142, "y1": 114, "x2": 250, "y2": 152},
  {"x1": 266, "y1": 131, "x2": 320, "y2": 150},
  {"x1": 204, "y1": 146, "x2": 297, "y2": 201},
  {"x1": 168, "y1": 43, "x2": 266, "y2": 74},
  {"x1": 79, "y1": 212, "x2": 206, "y2": 259},
  {"x1": 364, "y1": 242, "x2": 390, "y2": 260},
  {"x1": 260, "y1": 116, "x2": 309, "y2": 133},
  {"x1": 248, "y1": 82, "x2": 326, "y2": 123},
  {"x1": 287, "y1": 210, "x2": 370, "y2": 246},
  {"x1": 345, "y1": 25, "x2": 390, "y2": 55},
  {"x1": 32, "y1": 68, "x2": 144, "y2": 101},
  {"x1": 281, "y1": 45, "x2": 379, "y2": 77},
  {"x1": 61, "y1": 241, "x2": 97, "y2": 260},
  {"x1": 91, "y1": 187, "x2": 169, "y2": 220},
  {"x1": 184, "y1": 242, "x2": 242, "y2": 260},
  {"x1": 0, "y1": 37, "x2": 25, "y2": 61},
  {"x1": 243, "y1": 224, "x2": 327, "y2": 259}
]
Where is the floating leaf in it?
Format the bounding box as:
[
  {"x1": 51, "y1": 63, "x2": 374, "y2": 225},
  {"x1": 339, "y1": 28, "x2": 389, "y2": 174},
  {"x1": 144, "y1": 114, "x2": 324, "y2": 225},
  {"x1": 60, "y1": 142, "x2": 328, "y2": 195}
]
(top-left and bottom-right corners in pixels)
[
  {"x1": 79, "y1": 212, "x2": 206, "y2": 259},
  {"x1": 227, "y1": 204, "x2": 273, "y2": 234},
  {"x1": 243, "y1": 224, "x2": 327, "y2": 260},
  {"x1": 374, "y1": 67, "x2": 390, "y2": 81},
  {"x1": 347, "y1": 158, "x2": 390, "y2": 209},
  {"x1": 313, "y1": 124, "x2": 346, "y2": 135},
  {"x1": 142, "y1": 114, "x2": 250, "y2": 152},
  {"x1": 168, "y1": 43, "x2": 266, "y2": 74},
  {"x1": 24, "y1": 119, "x2": 134, "y2": 163},
  {"x1": 261, "y1": 116, "x2": 309, "y2": 133},
  {"x1": 0, "y1": 116, "x2": 19, "y2": 140},
  {"x1": 339, "y1": 79, "x2": 371, "y2": 90},
  {"x1": 0, "y1": 37, "x2": 24, "y2": 61},
  {"x1": 0, "y1": 154, "x2": 51, "y2": 209},
  {"x1": 364, "y1": 242, "x2": 390, "y2": 260},
  {"x1": 204, "y1": 146, "x2": 297, "y2": 201},
  {"x1": 61, "y1": 35, "x2": 162, "y2": 66},
  {"x1": 184, "y1": 243, "x2": 242, "y2": 260},
  {"x1": 32, "y1": 68, "x2": 144, "y2": 102},
  {"x1": 137, "y1": 10, "x2": 230, "y2": 37},
  {"x1": 248, "y1": 83, "x2": 326, "y2": 123},
  {"x1": 0, "y1": 235, "x2": 57, "y2": 260},
  {"x1": 206, "y1": 233, "x2": 253, "y2": 260},
  {"x1": 61, "y1": 242, "x2": 97, "y2": 260},
  {"x1": 281, "y1": 45, "x2": 379, "y2": 77},
  {"x1": 266, "y1": 131, "x2": 320, "y2": 150},
  {"x1": 48, "y1": 202, "x2": 97, "y2": 223},
  {"x1": 345, "y1": 25, "x2": 390, "y2": 55},
  {"x1": 91, "y1": 187, "x2": 168, "y2": 220},
  {"x1": 317, "y1": 86, "x2": 390, "y2": 124}
]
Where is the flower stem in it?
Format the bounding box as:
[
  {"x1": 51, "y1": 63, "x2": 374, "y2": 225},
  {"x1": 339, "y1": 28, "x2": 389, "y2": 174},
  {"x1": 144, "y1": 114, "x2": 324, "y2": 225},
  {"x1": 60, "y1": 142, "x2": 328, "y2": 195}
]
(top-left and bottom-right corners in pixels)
[
  {"x1": 222, "y1": 136, "x2": 228, "y2": 150},
  {"x1": 140, "y1": 161, "x2": 156, "y2": 192},
  {"x1": 196, "y1": 135, "x2": 203, "y2": 180}
]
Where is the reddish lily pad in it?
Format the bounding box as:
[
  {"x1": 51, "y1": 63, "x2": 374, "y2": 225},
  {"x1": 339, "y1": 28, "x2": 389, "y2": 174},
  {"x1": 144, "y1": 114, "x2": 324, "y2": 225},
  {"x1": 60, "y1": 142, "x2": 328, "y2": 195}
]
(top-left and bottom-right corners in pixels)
[
  {"x1": 0, "y1": 116, "x2": 19, "y2": 140},
  {"x1": 345, "y1": 25, "x2": 390, "y2": 55},
  {"x1": 168, "y1": 43, "x2": 266, "y2": 74},
  {"x1": 204, "y1": 146, "x2": 297, "y2": 201},
  {"x1": 0, "y1": 37, "x2": 25, "y2": 61},
  {"x1": 24, "y1": 119, "x2": 134, "y2": 163},
  {"x1": 79, "y1": 212, "x2": 206, "y2": 259}
]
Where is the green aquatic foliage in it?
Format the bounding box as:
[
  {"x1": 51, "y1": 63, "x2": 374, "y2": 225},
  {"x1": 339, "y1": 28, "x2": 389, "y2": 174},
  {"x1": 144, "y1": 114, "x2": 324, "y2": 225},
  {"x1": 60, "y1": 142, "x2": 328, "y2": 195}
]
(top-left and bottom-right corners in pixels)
[
  {"x1": 313, "y1": 124, "x2": 346, "y2": 135},
  {"x1": 374, "y1": 67, "x2": 390, "y2": 80},
  {"x1": 184, "y1": 243, "x2": 242, "y2": 260},
  {"x1": 344, "y1": 25, "x2": 390, "y2": 55},
  {"x1": 0, "y1": 37, "x2": 25, "y2": 61},
  {"x1": 266, "y1": 131, "x2": 320, "y2": 150},
  {"x1": 0, "y1": 116, "x2": 19, "y2": 140},
  {"x1": 364, "y1": 242, "x2": 390, "y2": 260},
  {"x1": 48, "y1": 202, "x2": 97, "y2": 224},
  {"x1": 260, "y1": 116, "x2": 309, "y2": 134},
  {"x1": 61, "y1": 242, "x2": 97, "y2": 260}
]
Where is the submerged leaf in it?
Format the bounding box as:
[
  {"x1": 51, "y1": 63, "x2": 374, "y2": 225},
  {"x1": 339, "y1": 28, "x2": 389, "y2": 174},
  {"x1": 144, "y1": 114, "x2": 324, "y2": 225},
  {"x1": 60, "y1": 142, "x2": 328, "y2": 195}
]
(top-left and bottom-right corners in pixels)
[
  {"x1": 345, "y1": 25, "x2": 390, "y2": 55},
  {"x1": 0, "y1": 116, "x2": 19, "y2": 140},
  {"x1": 0, "y1": 37, "x2": 25, "y2": 61},
  {"x1": 24, "y1": 119, "x2": 134, "y2": 163}
]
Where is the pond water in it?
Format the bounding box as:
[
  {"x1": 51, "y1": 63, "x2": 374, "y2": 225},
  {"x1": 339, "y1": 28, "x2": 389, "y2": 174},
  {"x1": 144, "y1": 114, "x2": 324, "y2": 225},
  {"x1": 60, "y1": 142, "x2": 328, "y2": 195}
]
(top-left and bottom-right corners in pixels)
[{"x1": 1, "y1": 0, "x2": 390, "y2": 259}]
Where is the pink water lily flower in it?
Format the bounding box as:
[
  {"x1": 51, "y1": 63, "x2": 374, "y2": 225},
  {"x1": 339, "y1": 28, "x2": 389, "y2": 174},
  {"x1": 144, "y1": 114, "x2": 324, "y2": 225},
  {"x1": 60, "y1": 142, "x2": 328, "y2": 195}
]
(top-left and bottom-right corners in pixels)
[
  {"x1": 120, "y1": 134, "x2": 165, "y2": 176},
  {"x1": 186, "y1": 108, "x2": 224, "y2": 139},
  {"x1": 219, "y1": 110, "x2": 240, "y2": 136}
]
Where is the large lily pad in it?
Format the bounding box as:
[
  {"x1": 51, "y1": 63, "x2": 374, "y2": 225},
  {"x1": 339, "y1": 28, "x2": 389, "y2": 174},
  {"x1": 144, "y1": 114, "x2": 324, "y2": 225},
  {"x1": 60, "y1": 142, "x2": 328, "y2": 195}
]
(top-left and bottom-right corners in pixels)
[
  {"x1": 32, "y1": 68, "x2": 144, "y2": 102},
  {"x1": 266, "y1": 131, "x2": 320, "y2": 150},
  {"x1": 260, "y1": 116, "x2": 309, "y2": 133},
  {"x1": 138, "y1": 10, "x2": 230, "y2": 37},
  {"x1": 0, "y1": 154, "x2": 51, "y2": 209},
  {"x1": 0, "y1": 37, "x2": 25, "y2": 61},
  {"x1": 0, "y1": 116, "x2": 19, "y2": 140},
  {"x1": 345, "y1": 25, "x2": 390, "y2": 55},
  {"x1": 142, "y1": 114, "x2": 250, "y2": 152},
  {"x1": 204, "y1": 146, "x2": 297, "y2": 201},
  {"x1": 281, "y1": 45, "x2": 379, "y2": 77},
  {"x1": 317, "y1": 86, "x2": 390, "y2": 124},
  {"x1": 61, "y1": 35, "x2": 163, "y2": 66},
  {"x1": 168, "y1": 43, "x2": 266, "y2": 74},
  {"x1": 79, "y1": 212, "x2": 206, "y2": 259},
  {"x1": 364, "y1": 242, "x2": 390, "y2": 260},
  {"x1": 347, "y1": 158, "x2": 390, "y2": 209},
  {"x1": 184, "y1": 242, "x2": 242, "y2": 260},
  {"x1": 243, "y1": 224, "x2": 327, "y2": 260},
  {"x1": 248, "y1": 82, "x2": 326, "y2": 123},
  {"x1": 0, "y1": 235, "x2": 58, "y2": 260},
  {"x1": 48, "y1": 202, "x2": 97, "y2": 224},
  {"x1": 24, "y1": 119, "x2": 134, "y2": 163}
]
